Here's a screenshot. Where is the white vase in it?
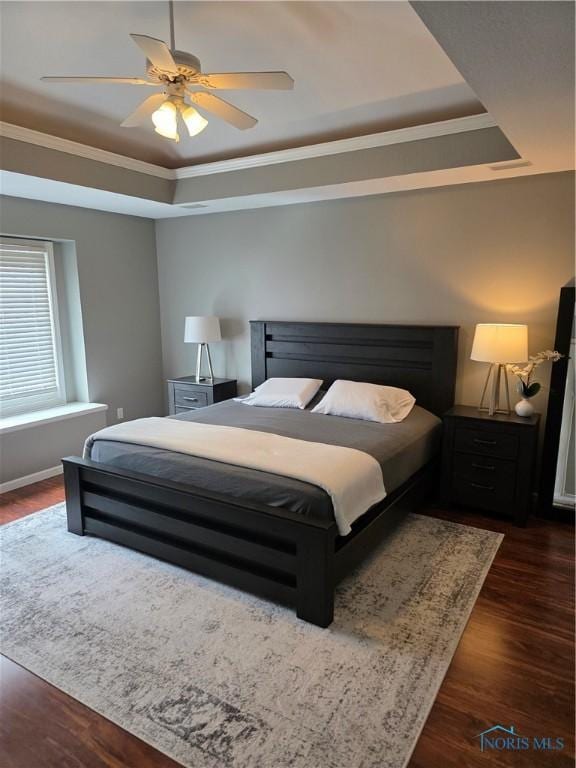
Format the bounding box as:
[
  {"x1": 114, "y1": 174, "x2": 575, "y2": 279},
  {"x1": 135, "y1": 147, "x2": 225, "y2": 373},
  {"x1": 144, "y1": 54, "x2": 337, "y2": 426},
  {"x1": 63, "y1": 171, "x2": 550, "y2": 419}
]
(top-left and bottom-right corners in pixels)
[{"x1": 515, "y1": 397, "x2": 535, "y2": 417}]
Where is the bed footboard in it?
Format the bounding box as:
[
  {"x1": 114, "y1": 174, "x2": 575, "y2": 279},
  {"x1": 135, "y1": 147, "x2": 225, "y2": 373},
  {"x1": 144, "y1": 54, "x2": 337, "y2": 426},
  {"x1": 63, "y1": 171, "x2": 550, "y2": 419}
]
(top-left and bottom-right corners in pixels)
[{"x1": 62, "y1": 457, "x2": 338, "y2": 627}]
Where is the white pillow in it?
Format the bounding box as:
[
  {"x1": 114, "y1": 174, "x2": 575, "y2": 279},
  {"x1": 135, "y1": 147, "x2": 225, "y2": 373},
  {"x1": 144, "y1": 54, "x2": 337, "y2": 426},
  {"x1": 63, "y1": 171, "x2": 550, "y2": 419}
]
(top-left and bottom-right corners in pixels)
[
  {"x1": 237, "y1": 377, "x2": 323, "y2": 409},
  {"x1": 311, "y1": 380, "x2": 415, "y2": 423}
]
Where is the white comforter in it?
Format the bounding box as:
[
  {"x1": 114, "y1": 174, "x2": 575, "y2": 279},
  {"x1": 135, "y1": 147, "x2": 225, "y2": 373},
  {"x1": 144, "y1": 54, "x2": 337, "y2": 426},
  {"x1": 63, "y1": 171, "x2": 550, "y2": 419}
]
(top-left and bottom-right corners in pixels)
[{"x1": 85, "y1": 418, "x2": 387, "y2": 536}]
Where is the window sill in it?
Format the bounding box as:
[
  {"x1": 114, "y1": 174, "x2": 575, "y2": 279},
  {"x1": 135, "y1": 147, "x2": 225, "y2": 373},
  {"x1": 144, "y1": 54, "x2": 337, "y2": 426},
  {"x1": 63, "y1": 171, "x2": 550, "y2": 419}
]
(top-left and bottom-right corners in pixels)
[{"x1": 0, "y1": 402, "x2": 108, "y2": 435}]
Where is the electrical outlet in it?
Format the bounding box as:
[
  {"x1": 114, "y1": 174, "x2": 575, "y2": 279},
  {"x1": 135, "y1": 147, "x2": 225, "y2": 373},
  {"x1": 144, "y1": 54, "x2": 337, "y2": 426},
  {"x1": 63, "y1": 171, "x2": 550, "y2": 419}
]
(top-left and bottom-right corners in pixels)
[{"x1": 117, "y1": 407, "x2": 124, "y2": 420}]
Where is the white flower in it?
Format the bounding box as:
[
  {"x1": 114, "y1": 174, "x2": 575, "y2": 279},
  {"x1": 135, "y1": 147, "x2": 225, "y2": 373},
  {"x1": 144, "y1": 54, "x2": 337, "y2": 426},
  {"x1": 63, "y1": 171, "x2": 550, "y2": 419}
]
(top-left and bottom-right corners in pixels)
[{"x1": 507, "y1": 350, "x2": 562, "y2": 386}]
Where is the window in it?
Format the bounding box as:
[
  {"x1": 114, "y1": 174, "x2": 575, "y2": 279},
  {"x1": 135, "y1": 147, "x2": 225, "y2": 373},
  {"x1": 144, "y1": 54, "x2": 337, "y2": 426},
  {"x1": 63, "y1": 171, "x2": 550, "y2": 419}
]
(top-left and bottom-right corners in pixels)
[{"x1": 0, "y1": 238, "x2": 66, "y2": 417}]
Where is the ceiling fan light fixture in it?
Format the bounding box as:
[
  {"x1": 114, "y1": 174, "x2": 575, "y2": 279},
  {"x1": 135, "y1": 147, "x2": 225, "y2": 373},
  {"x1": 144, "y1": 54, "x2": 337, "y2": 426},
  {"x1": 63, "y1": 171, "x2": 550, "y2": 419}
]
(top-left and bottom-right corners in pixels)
[
  {"x1": 152, "y1": 100, "x2": 179, "y2": 141},
  {"x1": 181, "y1": 105, "x2": 208, "y2": 137},
  {"x1": 40, "y1": 4, "x2": 293, "y2": 140}
]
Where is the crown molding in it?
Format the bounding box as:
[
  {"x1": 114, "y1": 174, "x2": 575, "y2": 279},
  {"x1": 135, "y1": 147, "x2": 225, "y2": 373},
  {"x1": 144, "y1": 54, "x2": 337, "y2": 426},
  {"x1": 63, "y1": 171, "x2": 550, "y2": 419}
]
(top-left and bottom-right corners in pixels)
[
  {"x1": 1, "y1": 113, "x2": 496, "y2": 184},
  {"x1": 0, "y1": 122, "x2": 173, "y2": 180},
  {"x1": 174, "y1": 113, "x2": 497, "y2": 178}
]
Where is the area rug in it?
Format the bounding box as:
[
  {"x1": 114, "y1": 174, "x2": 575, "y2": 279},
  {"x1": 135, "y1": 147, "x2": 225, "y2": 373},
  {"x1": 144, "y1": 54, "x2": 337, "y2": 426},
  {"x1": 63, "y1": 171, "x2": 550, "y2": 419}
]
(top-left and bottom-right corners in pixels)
[{"x1": 1, "y1": 504, "x2": 502, "y2": 768}]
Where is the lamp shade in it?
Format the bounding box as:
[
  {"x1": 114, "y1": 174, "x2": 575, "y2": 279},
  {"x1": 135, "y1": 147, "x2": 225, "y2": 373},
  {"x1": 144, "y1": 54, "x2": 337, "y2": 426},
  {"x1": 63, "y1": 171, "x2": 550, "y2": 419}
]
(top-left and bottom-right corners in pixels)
[
  {"x1": 184, "y1": 316, "x2": 221, "y2": 343},
  {"x1": 471, "y1": 323, "x2": 528, "y2": 363}
]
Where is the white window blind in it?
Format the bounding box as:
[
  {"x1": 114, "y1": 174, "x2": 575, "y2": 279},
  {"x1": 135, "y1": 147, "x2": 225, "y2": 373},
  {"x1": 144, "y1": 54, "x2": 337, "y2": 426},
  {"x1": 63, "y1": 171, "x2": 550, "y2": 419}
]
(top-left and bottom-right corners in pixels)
[{"x1": 0, "y1": 238, "x2": 66, "y2": 417}]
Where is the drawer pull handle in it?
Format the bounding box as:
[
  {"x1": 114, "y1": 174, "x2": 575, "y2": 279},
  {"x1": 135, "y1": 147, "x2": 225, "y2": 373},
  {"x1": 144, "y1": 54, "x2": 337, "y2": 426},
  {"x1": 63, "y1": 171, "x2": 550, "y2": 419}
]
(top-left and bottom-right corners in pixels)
[
  {"x1": 472, "y1": 463, "x2": 495, "y2": 472},
  {"x1": 183, "y1": 397, "x2": 199, "y2": 402},
  {"x1": 473, "y1": 438, "x2": 497, "y2": 446},
  {"x1": 469, "y1": 481, "x2": 495, "y2": 491}
]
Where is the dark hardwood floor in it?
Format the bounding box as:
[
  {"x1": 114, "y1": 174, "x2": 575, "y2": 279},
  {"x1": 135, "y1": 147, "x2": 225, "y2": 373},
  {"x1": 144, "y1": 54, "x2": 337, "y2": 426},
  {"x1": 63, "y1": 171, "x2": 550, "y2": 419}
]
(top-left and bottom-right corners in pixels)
[{"x1": 1, "y1": 477, "x2": 573, "y2": 768}]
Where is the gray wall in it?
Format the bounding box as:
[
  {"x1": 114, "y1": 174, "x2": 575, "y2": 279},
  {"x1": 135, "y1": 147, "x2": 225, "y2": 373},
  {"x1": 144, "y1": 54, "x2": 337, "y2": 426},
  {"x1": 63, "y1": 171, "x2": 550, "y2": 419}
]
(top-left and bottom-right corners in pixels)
[
  {"x1": 1, "y1": 171, "x2": 573, "y2": 484},
  {"x1": 1, "y1": 137, "x2": 174, "y2": 203},
  {"x1": 173, "y1": 127, "x2": 517, "y2": 204},
  {"x1": 0, "y1": 196, "x2": 164, "y2": 483},
  {"x1": 156, "y1": 172, "x2": 575, "y2": 421},
  {"x1": 0, "y1": 411, "x2": 107, "y2": 484}
]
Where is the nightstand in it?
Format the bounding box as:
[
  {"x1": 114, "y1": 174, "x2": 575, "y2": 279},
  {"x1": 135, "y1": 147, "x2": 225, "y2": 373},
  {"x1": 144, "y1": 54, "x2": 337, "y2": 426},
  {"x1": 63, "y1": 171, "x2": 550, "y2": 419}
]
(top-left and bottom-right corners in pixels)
[
  {"x1": 441, "y1": 405, "x2": 540, "y2": 526},
  {"x1": 167, "y1": 376, "x2": 237, "y2": 415}
]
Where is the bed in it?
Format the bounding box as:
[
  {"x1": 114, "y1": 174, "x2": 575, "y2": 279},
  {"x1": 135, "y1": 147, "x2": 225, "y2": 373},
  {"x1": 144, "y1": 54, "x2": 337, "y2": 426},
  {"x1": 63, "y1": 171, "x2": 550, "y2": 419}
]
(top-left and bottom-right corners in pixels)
[{"x1": 63, "y1": 321, "x2": 458, "y2": 627}]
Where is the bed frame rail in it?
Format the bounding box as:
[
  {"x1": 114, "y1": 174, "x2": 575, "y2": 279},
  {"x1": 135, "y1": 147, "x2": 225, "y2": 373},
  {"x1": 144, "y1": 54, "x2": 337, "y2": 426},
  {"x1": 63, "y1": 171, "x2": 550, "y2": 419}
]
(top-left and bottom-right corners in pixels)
[{"x1": 63, "y1": 457, "x2": 338, "y2": 627}]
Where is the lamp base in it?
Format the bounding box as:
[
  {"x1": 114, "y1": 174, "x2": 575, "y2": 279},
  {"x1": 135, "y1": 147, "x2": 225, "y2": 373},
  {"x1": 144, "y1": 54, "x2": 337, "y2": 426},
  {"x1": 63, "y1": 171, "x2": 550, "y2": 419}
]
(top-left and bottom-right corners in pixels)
[
  {"x1": 195, "y1": 343, "x2": 215, "y2": 384},
  {"x1": 478, "y1": 363, "x2": 511, "y2": 416}
]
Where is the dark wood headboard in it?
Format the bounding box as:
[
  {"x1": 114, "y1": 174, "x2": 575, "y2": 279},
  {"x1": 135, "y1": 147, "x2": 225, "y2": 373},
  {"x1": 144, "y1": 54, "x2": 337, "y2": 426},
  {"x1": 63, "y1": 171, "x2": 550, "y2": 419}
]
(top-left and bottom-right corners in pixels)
[{"x1": 250, "y1": 321, "x2": 459, "y2": 416}]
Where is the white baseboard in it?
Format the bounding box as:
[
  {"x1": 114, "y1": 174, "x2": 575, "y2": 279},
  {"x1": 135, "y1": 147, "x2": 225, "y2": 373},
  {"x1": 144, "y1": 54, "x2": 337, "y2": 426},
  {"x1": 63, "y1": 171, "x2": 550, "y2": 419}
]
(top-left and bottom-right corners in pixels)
[{"x1": 0, "y1": 465, "x2": 63, "y2": 494}]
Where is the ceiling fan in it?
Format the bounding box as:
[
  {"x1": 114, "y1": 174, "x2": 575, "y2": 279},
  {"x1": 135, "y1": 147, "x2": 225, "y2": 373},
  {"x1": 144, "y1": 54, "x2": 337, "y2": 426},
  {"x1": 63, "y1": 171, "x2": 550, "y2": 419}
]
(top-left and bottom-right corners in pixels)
[{"x1": 40, "y1": 1, "x2": 294, "y2": 143}]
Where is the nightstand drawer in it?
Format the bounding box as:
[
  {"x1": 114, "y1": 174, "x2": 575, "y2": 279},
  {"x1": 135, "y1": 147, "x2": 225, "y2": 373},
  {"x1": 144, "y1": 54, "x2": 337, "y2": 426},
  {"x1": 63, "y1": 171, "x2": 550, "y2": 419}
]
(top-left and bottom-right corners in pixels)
[
  {"x1": 454, "y1": 427, "x2": 518, "y2": 460},
  {"x1": 451, "y1": 473, "x2": 516, "y2": 513},
  {"x1": 453, "y1": 452, "x2": 516, "y2": 484},
  {"x1": 173, "y1": 386, "x2": 208, "y2": 409},
  {"x1": 167, "y1": 377, "x2": 237, "y2": 416}
]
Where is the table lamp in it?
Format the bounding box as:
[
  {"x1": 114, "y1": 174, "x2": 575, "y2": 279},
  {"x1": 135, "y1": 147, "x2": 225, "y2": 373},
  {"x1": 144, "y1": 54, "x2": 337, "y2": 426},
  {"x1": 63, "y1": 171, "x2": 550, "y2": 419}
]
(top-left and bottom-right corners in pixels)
[
  {"x1": 471, "y1": 323, "x2": 528, "y2": 416},
  {"x1": 184, "y1": 316, "x2": 221, "y2": 383}
]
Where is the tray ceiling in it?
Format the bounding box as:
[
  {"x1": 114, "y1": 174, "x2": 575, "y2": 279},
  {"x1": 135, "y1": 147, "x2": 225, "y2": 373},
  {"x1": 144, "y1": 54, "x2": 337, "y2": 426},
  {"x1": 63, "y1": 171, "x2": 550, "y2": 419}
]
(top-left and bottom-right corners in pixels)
[{"x1": 0, "y1": 1, "x2": 484, "y2": 167}]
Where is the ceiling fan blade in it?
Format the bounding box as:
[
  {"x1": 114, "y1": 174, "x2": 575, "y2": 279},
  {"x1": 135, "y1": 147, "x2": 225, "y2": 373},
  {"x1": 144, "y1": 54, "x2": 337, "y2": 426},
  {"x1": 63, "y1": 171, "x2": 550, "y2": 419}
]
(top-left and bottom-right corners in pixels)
[
  {"x1": 192, "y1": 71, "x2": 294, "y2": 91},
  {"x1": 130, "y1": 34, "x2": 177, "y2": 73},
  {"x1": 187, "y1": 91, "x2": 257, "y2": 130},
  {"x1": 121, "y1": 93, "x2": 167, "y2": 127},
  {"x1": 41, "y1": 76, "x2": 156, "y2": 85}
]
